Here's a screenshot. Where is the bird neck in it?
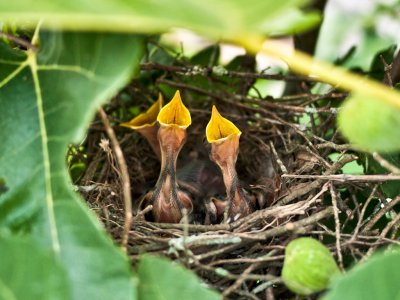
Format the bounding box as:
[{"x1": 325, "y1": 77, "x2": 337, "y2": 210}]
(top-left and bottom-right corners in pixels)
[
  {"x1": 155, "y1": 126, "x2": 187, "y2": 205},
  {"x1": 160, "y1": 146, "x2": 179, "y2": 177},
  {"x1": 220, "y1": 162, "x2": 240, "y2": 206},
  {"x1": 210, "y1": 135, "x2": 241, "y2": 206}
]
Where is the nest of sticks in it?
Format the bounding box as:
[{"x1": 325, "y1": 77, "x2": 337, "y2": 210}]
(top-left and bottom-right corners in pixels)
[{"x1": 72, "y1": 49, "x2": 400, "y2": 299}]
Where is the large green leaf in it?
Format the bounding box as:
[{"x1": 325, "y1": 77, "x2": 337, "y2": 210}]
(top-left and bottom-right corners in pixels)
[
  {"x1": 137, "y1": 255, "x2": 221, "y2": 300},
  {"x1": 323, "y1": 250, "x2": 400, "y2": 300},
  {"x1": 0, "y1": 30, "x2": 144, "y2": 300},
  {"x1": 338, "y1": 93, "x2": 400, "y2": 152},
  {"x1": 0, "y1": 234, "x2": 70, "y2": 300},
  {"x1": 0, "y1": 0, "x2": 320, "y2": 39}
]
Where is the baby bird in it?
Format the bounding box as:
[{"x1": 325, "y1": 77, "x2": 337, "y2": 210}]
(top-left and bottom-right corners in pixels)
[
  {"x1": 120, "y1": 94, "x2": 163, "y2": 160},
  {"x1": 138, "y1": 91, "x2": 193, "y2": 223},
  {"x1": 206, "y1": 106, "x2": 255, "y2": 223}
]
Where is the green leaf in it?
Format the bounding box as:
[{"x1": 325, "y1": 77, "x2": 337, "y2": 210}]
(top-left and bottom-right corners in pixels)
[
  {"x1": 0, "y1": 0, "x2": 319, "y2": 39},
  {"x1": 0, "y1": 30, "x2": 144, "y2": 300},
  {"x1": 323, "y1": 250, "x2": 400, "y2": 300},
  {"x1": 338, "y1": 93, "x2": 400, "y2": 153},
  {"x1": 364, "y1": 153, "x2": 400, "y2": 198},
  {"x1": 258, "y1": 7, "x2": 320, "y2": 35},
  {"x1": 328, "y1": 153, "x2": 364, "y2": 175},
  {"x1": 0, "y1": 234, "x2": 70, "y2": 300},
  {"x1": 137, "y1": 255, "x2": 221, "y2": 300},
  {"x1": 315, "y1": 1, "x2": 399, "y2": 71},
  {"x1": 190, "y1": 44, "x2": 220, "y2": 66}
]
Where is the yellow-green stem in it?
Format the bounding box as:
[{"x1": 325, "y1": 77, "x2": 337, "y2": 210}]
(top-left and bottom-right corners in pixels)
[{"x1": 240, "y1": 36, "x2": 400, "y2": 110}]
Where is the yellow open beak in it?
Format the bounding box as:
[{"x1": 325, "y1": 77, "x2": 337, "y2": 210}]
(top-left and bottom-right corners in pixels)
[
  {"x1": 157, "y1": 90, "x2": 191, "y2": 128},
  {"x1": 206, "y1": 105, "x2": 241, "y2": 143},
  {"x1": 120, "y1": 93, "x2": 163, "y2": 129}
]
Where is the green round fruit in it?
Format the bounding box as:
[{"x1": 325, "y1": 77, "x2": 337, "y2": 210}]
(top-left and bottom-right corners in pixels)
[{"x1": 282, "y1": 237, "x2": 341, "y2": 296}]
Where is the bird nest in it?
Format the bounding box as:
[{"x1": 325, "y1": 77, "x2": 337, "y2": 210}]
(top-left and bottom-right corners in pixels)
[{"x1": 71, "y1": 50, "x2": 399, "y2": 299}]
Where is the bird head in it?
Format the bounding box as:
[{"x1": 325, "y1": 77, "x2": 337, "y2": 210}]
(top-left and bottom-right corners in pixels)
[
  {"x1": 206, "y1": 105, "x2": 241, "y2": 170},
  {"x1": 120, "y1": 94, "x2": 163, "y2": 159},
  {"x1": 157, "y1": 90, "x2": 192, "y2": 160}
]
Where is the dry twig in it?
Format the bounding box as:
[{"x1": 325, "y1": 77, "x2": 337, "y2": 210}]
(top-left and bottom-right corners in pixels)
[{"x1": 98, "y1": 108, "x2": 132, "y2": 252}]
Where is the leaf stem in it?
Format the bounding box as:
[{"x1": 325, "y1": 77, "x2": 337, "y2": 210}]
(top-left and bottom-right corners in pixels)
[
  {"x1": 241, "y1": 36, "x2": 400, "y2": 109},
  {"x1": 0, "y1": 32, "x2": 37, "y2": 51}
]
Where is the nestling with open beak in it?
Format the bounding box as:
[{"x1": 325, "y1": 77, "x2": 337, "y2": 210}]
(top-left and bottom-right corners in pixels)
[
  {"x1": 139, "y1": 91, "x2": 193, "y2": 223},
  {"x1": 121, "y1": 92, "x2": 226, "y2": 223},
  {"x1": 206, "y1": 106, "x2": 255, "y2": 223},
  {"x1": 120, "y1": 94, "x2": 163, "y2": 160}
]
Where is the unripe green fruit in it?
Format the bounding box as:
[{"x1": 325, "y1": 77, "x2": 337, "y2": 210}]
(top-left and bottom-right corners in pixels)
[{"x1": 282, "y1": 237, "x2": 341, "y2": 295}]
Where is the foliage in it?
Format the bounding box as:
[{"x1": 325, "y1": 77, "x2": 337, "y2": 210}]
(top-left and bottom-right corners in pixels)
[
  {"x1": 338, "y1": 93, "x2": 400, "y2": 152},
  {"x1": 1, "y1": 0, "x2": 400, "y2": 299},
  {"x1": 0, "y1": 0, "x2": 320, "y2": 38},
  {"x1": 316, "y1": 0, "x2": 400, "y2": 70},
  {"x1": 0, "y1": 1, "x2": 318, "y2": 299},
  {"x1": 0, "y1": 234, "x2": 70, "y2": 300},
  {"x1": 323, "y1": 250, "x2": 400, "y2": 300},
  {"x1": 0, "y1": 30, "x2": 144, "y2": 300},
  {"x1": 137, "y1": 255, "x2": 220, "y2": 300}
]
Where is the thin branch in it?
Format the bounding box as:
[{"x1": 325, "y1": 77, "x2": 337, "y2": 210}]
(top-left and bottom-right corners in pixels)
[
  {"x1": 140, "y1": 62, "x2": 317, "y2": 82},
  {"x1": 372, "y1": 152, "x2": 400, "y2": 174},
  {"x1": 269, "y1": 141, "x2": 288, "y2": 174},
  {"x1": 247, "y1": 207, "x2": 334, "y2": 241},
  {"x1": 362, "y1": 195, "x2": 400, "y2": 233},
  {"x1": 222, "y1": 263, "x2": 261, "y2": 297},
  {"x1": 381, "y1": 54, "x2": 393, "y2": 87},
  {"x1": 0, "y1": 32, "x2": 37, "y2": 51},
  {"x1": 366, "y1": 212, "x2": 400, "y2": 257},
  {"x1": 278, "y1": 155, "x2": 357, "y2": 205},
  {"x1": 98, "y1": 108, "x2": 132, "y2": 252},
  {"x1": 209, "y1": 254, "x2": 284, "y2": 267},
  {"x1": 330, "y1": 184, "x2": 344, "y2": 271},
  {"x1": 281, "y1": 174, "x2": 400, "y2": 182},
  {"x1": 349, "y1": 186, "x2": 378, "y2": 243},
  {"x1": 157, "y1": 79, "x2": 338, "y2": 114},
  {"x1": 315, "y1": 142, "x2": 352, "y2": 151}
]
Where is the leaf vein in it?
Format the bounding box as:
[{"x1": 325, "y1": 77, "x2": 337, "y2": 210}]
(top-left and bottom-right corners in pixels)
[
  {"x1": 37, "y1": 64, "x2": 96, "y2": 80},
  {"x1": 28, "y1": 50, "x2": 61, "y2": 254},
  {"x1": 0, "y1": 62, "x2": 28, "y2": 88}
]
